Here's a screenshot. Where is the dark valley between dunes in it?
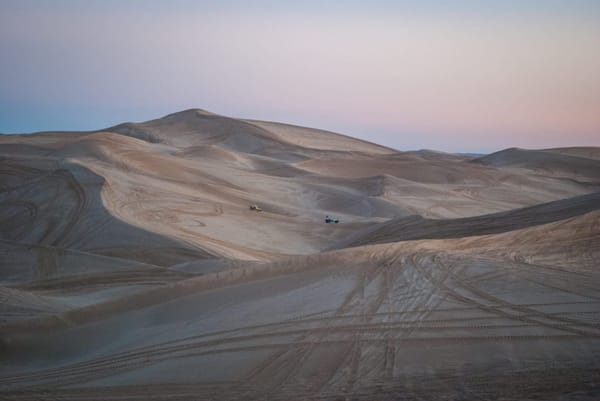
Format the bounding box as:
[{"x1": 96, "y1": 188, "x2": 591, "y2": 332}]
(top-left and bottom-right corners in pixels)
[{"x1": 1, "y1": 109, "x2": 600, "y2": 400}]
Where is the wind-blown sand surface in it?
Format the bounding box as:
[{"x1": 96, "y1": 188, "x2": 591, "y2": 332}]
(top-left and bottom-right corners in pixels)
[{"x1": 1, "y1": 109, "x2": 599, "y2": 400}]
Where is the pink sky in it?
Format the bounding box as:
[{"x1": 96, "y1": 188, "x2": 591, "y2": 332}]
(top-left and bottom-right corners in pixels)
[{"x1": 1, "y1": 1, "x2": 599, "y2": 152}]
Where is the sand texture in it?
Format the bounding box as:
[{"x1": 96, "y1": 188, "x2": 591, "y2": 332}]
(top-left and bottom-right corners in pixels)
[{"x1": 1, "y1": 109, "x2": 599, "y2": 400}]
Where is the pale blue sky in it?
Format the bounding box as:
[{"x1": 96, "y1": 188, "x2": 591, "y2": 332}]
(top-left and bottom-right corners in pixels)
[{"x1": 1, "y1": 0, "x2": 599, "y2": 152}]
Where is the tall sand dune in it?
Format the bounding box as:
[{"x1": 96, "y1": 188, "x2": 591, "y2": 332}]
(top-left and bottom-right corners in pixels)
[{"x1": 1, "y1": 110, "x2": 599, "y2": 400}]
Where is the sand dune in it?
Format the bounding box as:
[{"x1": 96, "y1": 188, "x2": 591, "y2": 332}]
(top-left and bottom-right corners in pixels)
[
  {"x1": 474, "y1": 147, "x2": 600, "y2": 182},
  {"x1": 542, "y1": 147, "x2": 600, "y2": 161},
  {"x1": 342, "y1": 191, "x2": 600, "y2": 247},
  {"x1": 1, "y1": 110, "x2": 599, "y2": 400}
]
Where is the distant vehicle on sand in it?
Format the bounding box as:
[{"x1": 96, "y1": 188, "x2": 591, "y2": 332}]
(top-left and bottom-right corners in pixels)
[
  {"x1": 249, "y1": 204, "x2": 263, "y2": 212},
  {"x1": 325, "y1": 215, "x2": 339, "y2": 223}
]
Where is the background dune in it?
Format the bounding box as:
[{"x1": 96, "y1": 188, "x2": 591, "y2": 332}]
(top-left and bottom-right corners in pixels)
[{"x1": 1, "y1": 109, "x2": 599, "y2": 400}]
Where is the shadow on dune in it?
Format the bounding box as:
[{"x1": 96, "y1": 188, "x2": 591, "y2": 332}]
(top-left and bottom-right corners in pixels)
[
  {"x1": 0, "y1": 155, "x2": 214, "y2": 270},
  {"x1": 341, "y1": 191, "x2": 600, "y2": 248}
]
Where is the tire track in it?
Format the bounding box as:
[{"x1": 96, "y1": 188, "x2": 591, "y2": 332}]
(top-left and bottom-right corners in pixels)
[
  {"x1": 243, "y1": 258, "x2": 392, "y2": 398},
  {"x1": 3, "y1": 250, "x2": 599, "y2": 394},
  {"x1": 5, "y1": 334, "x2": 584, "y2": 391},
  {"x1": 3, "y1": 272, "x2": 599, "y2": 391},
  {"x1": 411, "y1": 251, "x2": 600, "y2": 338},
  {"x1": 2, "y1": 259, "x2": 394, "y2": 392},
  {"x1": 49, "y1": 169, "x2": 88, "y2": 247}
]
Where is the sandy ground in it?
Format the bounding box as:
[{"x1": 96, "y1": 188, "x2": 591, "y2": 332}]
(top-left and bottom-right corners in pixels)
[{"x1": 1, "y1": 109, "x2": 599, "y2": 400}]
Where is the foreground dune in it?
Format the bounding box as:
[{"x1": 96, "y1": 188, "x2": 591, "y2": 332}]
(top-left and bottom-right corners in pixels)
[{"x1": 1, "y1": 109, "x2": 599, "y2": 400}]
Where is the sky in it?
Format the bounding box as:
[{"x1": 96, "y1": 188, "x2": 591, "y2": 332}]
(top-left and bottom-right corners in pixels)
[{"x1": 1, "y1": 0, "x2": 599, "y2": 152}]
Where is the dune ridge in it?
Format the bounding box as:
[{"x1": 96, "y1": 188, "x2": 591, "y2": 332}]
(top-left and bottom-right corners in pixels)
[{"x1": 1, "y1": 109, "x2": 599, "y2": 400}]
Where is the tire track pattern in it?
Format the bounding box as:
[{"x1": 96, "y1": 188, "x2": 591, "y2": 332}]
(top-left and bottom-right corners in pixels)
[{"x1": 2, "y1": 248, "x2": 600, "y2": 400}]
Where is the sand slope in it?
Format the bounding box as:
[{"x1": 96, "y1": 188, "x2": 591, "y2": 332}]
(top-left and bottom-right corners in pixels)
[
  {"x1": 342, "y1": 191, "x2": 600, "y2": 247},
  {"x1": 1, "y1": 110, "x2": 599, "y2": 400}
]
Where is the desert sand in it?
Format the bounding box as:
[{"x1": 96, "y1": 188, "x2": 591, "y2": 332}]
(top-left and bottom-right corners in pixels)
[{"x1": 1, "y1": 109, "x2": 599, "y2": 400}]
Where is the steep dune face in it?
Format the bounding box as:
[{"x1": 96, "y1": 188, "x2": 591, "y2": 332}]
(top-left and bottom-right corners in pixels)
[
  {"x1": 245, "y1": 120, "x2": 397, "y2": 154},
  {"x1": 342, "y1": 191, "x2": 600, "y2": 248},
  {"x1": 1, "y1": 110, "x2": 599, "y2": 400},
  {"x1": 0, "y1": 156, "x2": 212, "y2": 264}
]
